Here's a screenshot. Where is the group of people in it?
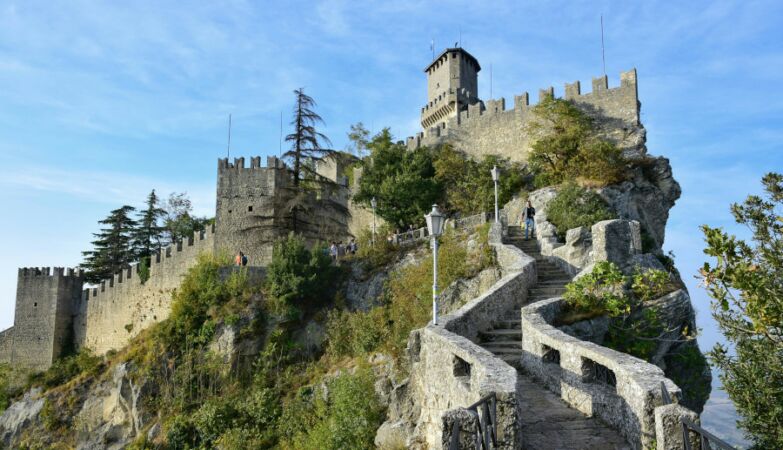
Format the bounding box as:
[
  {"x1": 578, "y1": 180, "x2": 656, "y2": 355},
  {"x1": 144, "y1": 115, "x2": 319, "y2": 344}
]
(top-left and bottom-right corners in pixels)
[
  {"x1": 234, "y1": 251, "x2": 248, "y2": 266},
  {"x1": 329, "y1": 238, "x2": 357, "y2": 263}
]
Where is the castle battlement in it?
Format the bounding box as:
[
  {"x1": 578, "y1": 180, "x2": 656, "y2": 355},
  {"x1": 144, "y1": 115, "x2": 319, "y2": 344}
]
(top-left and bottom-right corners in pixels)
[
  {"x1": 18, "y1": 267, "x2": 84, "y2": 278},
  {"x1": 406, "y1": 68, "x2": 640, "y2": 162},
  {"x1": 218, "y1": 155, "x2": 286, "y2": 172}
]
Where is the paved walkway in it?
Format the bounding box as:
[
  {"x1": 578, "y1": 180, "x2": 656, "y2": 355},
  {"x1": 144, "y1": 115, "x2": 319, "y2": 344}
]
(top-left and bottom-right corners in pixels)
[{"x1": 478, "y1": 226, "x2": 631, "y2": 450}]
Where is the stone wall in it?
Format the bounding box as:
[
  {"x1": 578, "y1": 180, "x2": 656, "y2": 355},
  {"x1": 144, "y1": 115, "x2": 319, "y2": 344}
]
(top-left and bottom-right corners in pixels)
[
  {"x1": 407, "y1": 223, "x2": 536, "y2": 449},
  {"x1": 519, "y1": 297, "x2": 697, "y2": 450},
  {"x1": 0, "y1": 268, "x2": 84, "y2": 370},
  {"x1": 407, "y1": 69, "x2": 641, "y2": 164},
  {"x1": 75, "y1": 227, "x2": 215, "y2": 355}
]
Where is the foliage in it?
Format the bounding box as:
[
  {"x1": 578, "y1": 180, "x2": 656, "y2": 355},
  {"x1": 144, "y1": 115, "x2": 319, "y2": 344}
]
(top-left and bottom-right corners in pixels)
[
  {"x1": 346, "y1": 122, "x2": 370, "y2": 158},
  {"x1": 701, "y1": 172, "x2": 783, "y2": 448},
  {"x1": 81, "y1": 205, "x2": 138, "y2": 283},
  {"x1": 563, "y1": 263, "x2": 681, "y2": 361},
  {"x1": 284, "y1": 88, "x2": 335, "y2": 187},
  {"x1": 354, "y1": 129, "x2": 441, "y2": 228},
  {"x1": 281, "y1": 368, "x2": 384, "y2": 450},
  {"x1": 137, "y1": 257, "x2": 150, "y2": 284},
  {"x1": 264, "y1": 233, "x2": 340, "y2": 318},
  {"x1": 27, "y1": 349, "x2": 102, "y2": 390},
  {"x1": 0, "y1": 363, "x2": 10, "y2": 413},
  {"x1": 352, "y1": 224, "x2": 402, "y2": 270},
  {"x1": 133, "y1": 189, "x2": 167, "y2": 261},
  {"x1": 433, "y1": 145, "x2": 528, "y2": 216},
  {"x1": 162, "y1": 192, "x2": 213, "y2": 244},
  {"x1": 546, "y1": 183, "x2": 615, "y2": 239},
  {"x1": 526, "y1": 96, "x2": 626, "y2": 187}
]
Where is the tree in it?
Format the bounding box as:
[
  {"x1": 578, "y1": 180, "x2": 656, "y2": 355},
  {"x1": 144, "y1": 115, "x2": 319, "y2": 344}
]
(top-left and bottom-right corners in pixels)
[
  {"x1": 134, "y1": 189, "x2": 167, "y2": 261},
  {"x1": 354, "y1": 129, "x2": 440, "y2": 228},
  {"x1": 526, "y1": 96, "x2": 626, "y2": 187},
  {"x1": 700, "y1": 172, "x2": 783, "y2": 448},
  {"x1": 163, "y1": 192, "x2": 212, "y2": 244},
  {"x1": 284, "y1": 88, "x2": 335, "y2": 187},
  {"x1": 81, "y1": 205, "x2": 138, "y2": 283},
  {"x1": 346, "y1": 122, "x2": 370, "y2": 158}
]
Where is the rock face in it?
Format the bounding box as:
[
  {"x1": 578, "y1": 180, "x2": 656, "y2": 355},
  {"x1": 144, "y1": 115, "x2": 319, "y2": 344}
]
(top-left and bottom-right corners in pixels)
[
  {"x1": 0, "y1": 388, "x2": 44, "y2": 447},
  {"x1": 75, "y1": 363, "x2": 151, "y2": 450}
]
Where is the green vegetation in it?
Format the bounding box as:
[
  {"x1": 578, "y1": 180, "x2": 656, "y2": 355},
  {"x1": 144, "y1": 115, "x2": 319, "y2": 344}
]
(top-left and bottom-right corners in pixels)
[
  {"x1": 327, "y1": 225, "x2": 494, "y2": 359},
  {"x1": 81, "y1": 205, "x2": 139, "y2": 283},
  {"x1": 546, "y1": 183, "x2": 615, "y2": 239},
  {"x1": 27, "y1": 349, "x2": 103, "y2": 390},
  {"x1": 526, "y1": 96, "x2": 627, "y2": 187},
  {"x1": 563, "y1": 262, "x2": 681, "y2": 361},
  {"x1": 433, "y1": 145, "x2": 527, "y2": 216},
  {"x1": 265, "y1": 233, "x2": 341, "y2": 318},
  {"x1": 701, "y1": 172, "x2": 783, "y2": 448},
  {"x1": 354, "y1": 129, "x2": 441, "y2": 228}
]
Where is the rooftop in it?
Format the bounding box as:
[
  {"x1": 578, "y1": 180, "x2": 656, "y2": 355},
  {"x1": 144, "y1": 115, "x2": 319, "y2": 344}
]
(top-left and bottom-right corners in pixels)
[{"x1": 424, "y1": 47, "x2": 481, "y2": 73}]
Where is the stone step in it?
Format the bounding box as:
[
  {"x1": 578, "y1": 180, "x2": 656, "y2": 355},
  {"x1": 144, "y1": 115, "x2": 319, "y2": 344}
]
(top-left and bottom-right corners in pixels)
[
  {"x1": 499, "y1": 354, "x2": 522, "y2": 367},
  {"x1": 479, "y1": 329, "x2": 522, "y2": 340},
  {"x1": 495, "y1": 319, "x2": 521, "y2": 328},
  {"x1": 537, "y1": 280, "x2": 571, "y2": 286},
  {"x1": 481, "y1": 344, "x2": 524, "y2": 355},
  {"x1": 530, "y1": 287, "x2": 567, "y2": 296}
]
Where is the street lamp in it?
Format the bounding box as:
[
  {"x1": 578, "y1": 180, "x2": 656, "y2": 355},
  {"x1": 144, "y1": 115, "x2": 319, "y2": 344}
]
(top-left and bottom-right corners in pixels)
[
  {"x1": 491, "y1": 165, "x2": 500, "y2": 223},
  {"x1": 371, "y1": 197, "x2": 377, "y2": 246},
  {"x1": 425, "y1": 204, "x2": 446, "y2": 325}
]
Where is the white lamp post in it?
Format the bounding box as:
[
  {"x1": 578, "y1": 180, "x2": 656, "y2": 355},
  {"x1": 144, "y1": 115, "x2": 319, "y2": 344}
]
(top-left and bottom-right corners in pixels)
[
  {"x1": 491, "y1": 165, "x2": 500, "y2": 223},
  {"x1": 425, "y1": 204, "x2": 446, "y2": 325},
  {"x1": 371, "y1": 197, "x2": 377, "y2": 246}
]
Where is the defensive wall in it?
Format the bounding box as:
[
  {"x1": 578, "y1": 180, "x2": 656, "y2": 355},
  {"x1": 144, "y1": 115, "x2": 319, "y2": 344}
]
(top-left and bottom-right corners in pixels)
[
  {"x1": 406, "y1": 69, "x2": 641, "y2": 163},
  {"x1": 75, "y1": 226, "x2": 216, "y2": 355}
]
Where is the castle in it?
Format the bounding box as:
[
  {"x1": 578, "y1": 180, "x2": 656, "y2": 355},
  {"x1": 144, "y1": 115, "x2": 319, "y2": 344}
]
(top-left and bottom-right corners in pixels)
[{"x1": 0, "y1": 47, "x2": 641, "y2": 371}]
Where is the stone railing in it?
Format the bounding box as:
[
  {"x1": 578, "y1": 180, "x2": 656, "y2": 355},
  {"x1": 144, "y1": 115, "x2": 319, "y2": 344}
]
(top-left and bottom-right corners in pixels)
[
  {"x1": 408, "y1": 222, "x2": 537, "y2": 449},
  {"x1": 389, "y1": 210, "x2": 494, "y2": 246},
  {"x1": 518, "y1": 297, "x2": 699, "y2": 450}
]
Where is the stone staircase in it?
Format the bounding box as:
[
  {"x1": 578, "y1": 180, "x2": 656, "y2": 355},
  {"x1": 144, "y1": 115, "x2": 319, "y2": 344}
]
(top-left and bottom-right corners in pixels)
[
  {"x1": 478, "y1": 225, "x2": 571, "y2": 368},
  {"x1": 477, "y1": 225, "x2": 632, "y2": 449}
]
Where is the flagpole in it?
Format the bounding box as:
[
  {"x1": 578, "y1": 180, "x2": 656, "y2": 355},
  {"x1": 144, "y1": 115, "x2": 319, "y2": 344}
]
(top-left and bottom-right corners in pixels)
[{"x1": 601, "y1": 15, "x2": 606, "y2": 75}]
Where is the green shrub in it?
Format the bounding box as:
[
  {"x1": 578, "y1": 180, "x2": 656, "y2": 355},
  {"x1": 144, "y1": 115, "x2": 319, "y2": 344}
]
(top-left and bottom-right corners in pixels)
[
  {"x1": 193, "y1": 397, "x2": 240, "y2": 445},
  {"x1": 631, "y1": 267, "x2": 675, "y2": 302},
  {"x1": 563, "y1": 261, "x2": 629, "y2": 319},
  {"x1": 547, "y1": 183, "x2": 615, "y2": 239},
  {"x1": 165, "y1": 414, "x2": 198, "y2": 450},
  {"x1": 325, "y1": 307, "x2": 389, "y2": 358},
  {"x1": 526, "y1": 96, "x2": 627, "y2": 187},
  {"x1": 265, "y1": 233, "x2": 339, "y2": 318},
  {"x1": 27, "y1": 349, "x2": 102, "y2": 389},
  {"x1": 283, "y1": 368, "x2": 384, "y2": 450}
]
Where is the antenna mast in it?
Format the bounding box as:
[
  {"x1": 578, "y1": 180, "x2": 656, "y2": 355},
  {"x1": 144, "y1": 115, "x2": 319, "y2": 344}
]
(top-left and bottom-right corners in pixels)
[
  {"x1": 490, "y1": 63, "x2": 493, "y2": 99},
  {"x1": 227, "y1": 113, "x2": 232, "y2": 158},
  {"x1": 601, "y1": 15, "x2": 606, "y2": 75},
  {"x1": 279, "y1": 110, "x2": 283, "y2": 157}
]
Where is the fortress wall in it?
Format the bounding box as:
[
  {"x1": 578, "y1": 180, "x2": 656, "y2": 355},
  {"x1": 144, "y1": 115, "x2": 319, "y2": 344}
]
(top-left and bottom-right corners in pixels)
[
  {"x1": 0, "y1": 328, "x2": 13, "y2": 363},
  {"x1": 407, "y1": 69, "x2": 640, "y2": 163},
  {"x1": 77, "y1": 227, "x2": 215, "y2": 355}
]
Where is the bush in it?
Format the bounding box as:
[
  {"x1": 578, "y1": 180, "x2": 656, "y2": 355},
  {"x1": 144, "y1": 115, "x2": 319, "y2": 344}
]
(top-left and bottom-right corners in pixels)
[
  {"x1": 547, "y1": 183, "x2": 615, "y2": 239},
  {"x1": 562, "y1": 261, "x2": 629, "y2": 319},
  {"x1": 631, "y1": 267, "x2": 675, "y2": 302},
  {"x1": 526, "y1": 96, "x2": 627, "y2": 187},
  {"x1": 27, "y1": 349, "x2": 102, "y2": 390},
  {"x1": 282, "y1": 368, "x2": 384, "y2": 450},
  {"x1": 265, "y1": 233, "x2": 339, "y2": 318}
]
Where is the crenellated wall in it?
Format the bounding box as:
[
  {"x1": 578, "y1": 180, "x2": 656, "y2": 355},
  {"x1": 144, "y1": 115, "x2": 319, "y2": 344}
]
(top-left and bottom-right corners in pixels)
[
  {"x1": 75, "y1": 226, "x2": 215, "y2": 355},
  {"x1": 406, "y1": 69, "x2": 641, "y2": 163}
]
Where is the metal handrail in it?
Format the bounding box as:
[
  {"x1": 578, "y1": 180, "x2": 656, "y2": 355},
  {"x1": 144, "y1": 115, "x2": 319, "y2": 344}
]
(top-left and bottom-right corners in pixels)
[
  {"x1": 449, "y1": 393, "x2": 498, "y2": 450},
  {"x1": 659, "y1": 382, "x2": 734, "y2": 450}
]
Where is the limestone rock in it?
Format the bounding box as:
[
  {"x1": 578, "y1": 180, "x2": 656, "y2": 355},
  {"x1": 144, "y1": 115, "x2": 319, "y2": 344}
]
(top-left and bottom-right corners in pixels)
[
  {"x1": 558, "y1": 316, "x2": 609, "y2": 345},
  {"x1": 75, "y1": 362, "x2": 151, "y2": 450},
  {"x1": 0, "y1": 388, "x2": 44, "y2": 447},
  {"x1": 551, "y1": 226, "x2": 593, "y2": 275},
  {"x1": 439, "y1": 266, "x2": 502, "y2": 315},
  {"x1": 591, "y1": 219, "x2": 642, "y2": 271}
]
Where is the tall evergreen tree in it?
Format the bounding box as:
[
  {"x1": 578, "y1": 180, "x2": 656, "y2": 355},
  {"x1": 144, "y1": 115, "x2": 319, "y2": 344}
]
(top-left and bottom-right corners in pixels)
[
  {"x1": 81, "y1": 206, "x2": 138, "y2": 283},
  {"x1": 283, "y1": 88, "x2": 337, "y2": 230},
  {"x1": 134, "y1": 189, "x2": 167, "y2": 261}
]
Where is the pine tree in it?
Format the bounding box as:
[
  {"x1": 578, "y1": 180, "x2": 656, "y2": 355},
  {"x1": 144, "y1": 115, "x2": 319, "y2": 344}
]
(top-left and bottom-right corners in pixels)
[
  {"x1": 81, "y1": 206, "x2": 138, "y2": 284},
  {"x1": 283, "y1": 88, "x2": 338, "y2": 230},
  {"x1": 134, "y1": 190, "x2": 167, "y2": 261}
]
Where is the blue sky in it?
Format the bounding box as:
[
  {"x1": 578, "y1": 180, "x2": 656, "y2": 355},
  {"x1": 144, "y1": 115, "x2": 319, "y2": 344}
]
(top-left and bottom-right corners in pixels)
[{"x1": 0, "y1": 1, "x2": 780, "y2": 436}]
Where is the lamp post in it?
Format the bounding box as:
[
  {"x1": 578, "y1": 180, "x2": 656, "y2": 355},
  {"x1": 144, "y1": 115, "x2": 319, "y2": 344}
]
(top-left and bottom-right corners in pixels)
[
  {"x1": 425, "y1": 204, "x2": 446, "y2": 325},
  {"x1": 491, "y1": 165, "x2": 500, "y2": 223},
  {"x1": 371, "y1": 197, "x2": 377, "y2": 246}
]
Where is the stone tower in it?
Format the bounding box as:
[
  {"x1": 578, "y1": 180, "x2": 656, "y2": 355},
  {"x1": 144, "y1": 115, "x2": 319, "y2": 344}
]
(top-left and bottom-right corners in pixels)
[
  {"x1": 421, "y1": 47, "x2": 481, "y2": 129},
  {"x1": 7, "y1": 267, "x2": 84, "y2": 370},
  {"x1": 214, "y1": 156, "x2": 290, "y2": 266}
]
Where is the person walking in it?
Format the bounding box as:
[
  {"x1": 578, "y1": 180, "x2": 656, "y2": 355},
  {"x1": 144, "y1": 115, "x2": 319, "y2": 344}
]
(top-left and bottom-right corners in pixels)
[
  {"x1": 522, "y1": 201, "x2": 536, "y2": 240},
  {"x1": 241, "y1": 252, "x2": 248, "y2": 266},
  {"x1": 329, "y1": 242, "x2": 338, "y2": 263},
  {"x1": 234, "y1": 251, "x2": 242, "y2": 266}
]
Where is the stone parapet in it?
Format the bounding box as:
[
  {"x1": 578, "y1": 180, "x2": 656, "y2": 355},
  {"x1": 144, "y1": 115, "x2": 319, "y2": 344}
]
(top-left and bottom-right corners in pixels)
[{"x1": 519, "y1": 297, "x2": 696, "y2": 449}]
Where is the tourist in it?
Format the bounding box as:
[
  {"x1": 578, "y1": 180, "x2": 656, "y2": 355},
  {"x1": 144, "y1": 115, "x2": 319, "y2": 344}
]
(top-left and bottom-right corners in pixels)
[
  {"x1": 234, "y1": 251, "x2": 242, "y2": 266},
  {"x1": 241, "y1": 252, "x2": 248, "y2": 266},
  {"x1": 349, "y1": 238, "x2": 357, "y2": 254},
  {"x1": 329, "y1": 242, "x2": 338, "y2": 263},
  {"x1": 522, "y1": 201, "x2": 536, "y2": 240}
]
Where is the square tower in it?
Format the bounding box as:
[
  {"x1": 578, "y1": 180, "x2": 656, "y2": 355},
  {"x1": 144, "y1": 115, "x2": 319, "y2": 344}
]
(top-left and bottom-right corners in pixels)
[{"x1": 421, "y1": 47, "x2": 481, "y2": 129}]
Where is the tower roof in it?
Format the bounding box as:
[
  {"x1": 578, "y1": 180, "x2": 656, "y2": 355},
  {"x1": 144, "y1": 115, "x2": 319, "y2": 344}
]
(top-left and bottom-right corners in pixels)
[{"x1": 424, "y1": 47, "x2": 481, "y2": 73}]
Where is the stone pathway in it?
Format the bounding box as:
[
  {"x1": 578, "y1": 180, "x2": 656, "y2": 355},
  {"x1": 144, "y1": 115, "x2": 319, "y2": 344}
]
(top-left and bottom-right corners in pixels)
[{"x1": 477, "y1": 226, "x2": 631, "y2": 450}]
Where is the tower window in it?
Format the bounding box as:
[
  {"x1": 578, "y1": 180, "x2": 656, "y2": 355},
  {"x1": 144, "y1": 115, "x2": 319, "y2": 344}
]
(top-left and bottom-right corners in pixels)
[
  {"x1": 34, "y1": 302, "x2": 37, "y2": 307},
  {"x1": 248, "y1": 205, "x2": 253, "y2": 212},
  {"x1": 228, "y1": 209, "x2": 232, "y2": 214}
]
